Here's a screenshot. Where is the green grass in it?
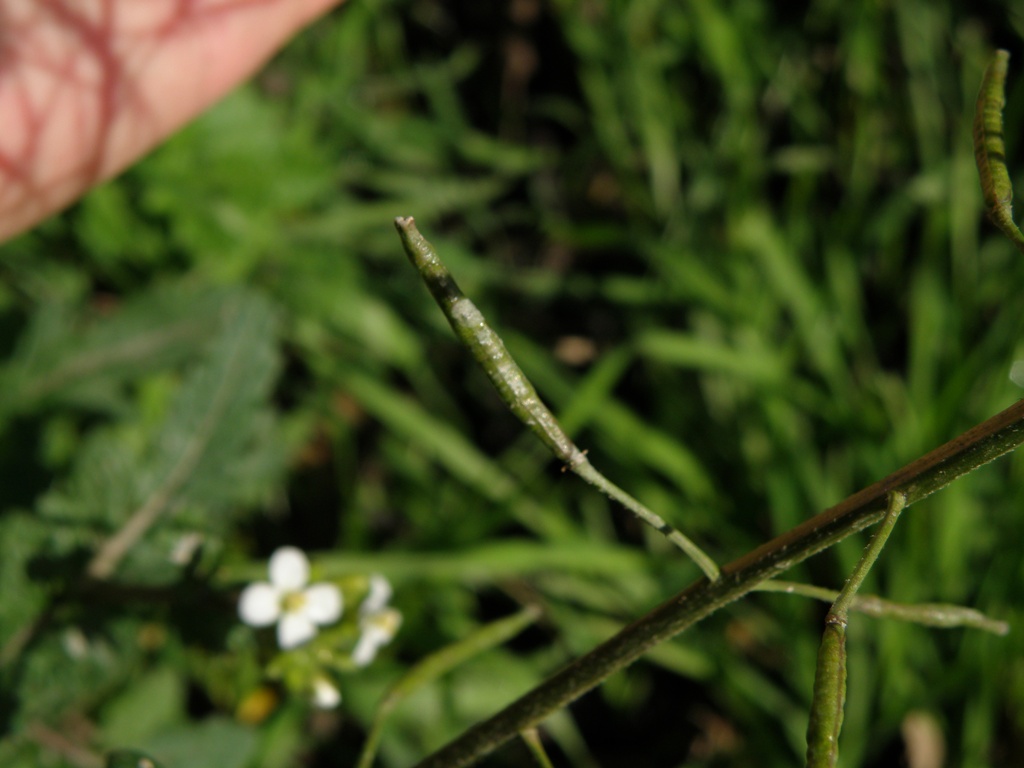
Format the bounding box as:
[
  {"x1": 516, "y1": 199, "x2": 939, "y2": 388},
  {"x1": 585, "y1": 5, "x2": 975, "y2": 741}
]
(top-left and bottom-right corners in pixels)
[{"x1": 2, "y1": 1, "x2": 1024, "y2": 766}]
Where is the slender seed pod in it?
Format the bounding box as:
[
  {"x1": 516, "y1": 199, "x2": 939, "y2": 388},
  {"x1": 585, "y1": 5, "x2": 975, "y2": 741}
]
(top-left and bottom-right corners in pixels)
[
  {"x1": 805, "y1": 492, "x2": 906, "y2": 768},
  {"x1": 805, "y1": 617, "x2": 847, "y2": 768},
  {"x1": 394, "y1": 216, "x2": 584, "y2": 467},
  {"x1": 394, "y1": 216, "x2": 720, "y2": 581},
  {"x1": 974, "y1": 49, "x2": 1024, "y2": 254}
]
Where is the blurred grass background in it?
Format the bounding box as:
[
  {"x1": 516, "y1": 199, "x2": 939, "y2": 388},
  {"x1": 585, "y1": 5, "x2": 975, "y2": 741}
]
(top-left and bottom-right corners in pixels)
[{"x1": 3, "y1": 1, "x2": 1024, "y2": 766}]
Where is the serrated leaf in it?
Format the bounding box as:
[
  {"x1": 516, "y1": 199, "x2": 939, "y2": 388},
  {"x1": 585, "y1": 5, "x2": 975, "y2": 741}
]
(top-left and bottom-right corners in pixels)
[
  {"x1": 34, "y1": 288, "x2": 286, "y2": 583},
  {"x1": 12, "y1": 616, "x2": 148, "y2": 724},
  {"x1": 0, "y1": 283, "x2": 256, "y2": 422}
]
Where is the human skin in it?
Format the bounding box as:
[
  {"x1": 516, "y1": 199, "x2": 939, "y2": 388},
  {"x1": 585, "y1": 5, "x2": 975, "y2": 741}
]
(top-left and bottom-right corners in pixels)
[{"x1": 0, "y1": 0, "x2": 344, "y2": 242}]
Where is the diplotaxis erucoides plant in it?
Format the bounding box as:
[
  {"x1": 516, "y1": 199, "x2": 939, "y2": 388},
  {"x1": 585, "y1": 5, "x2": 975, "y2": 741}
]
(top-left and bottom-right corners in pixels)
[{"x1": 387, "y1": 49, "x2": 1024, "y2": 768}]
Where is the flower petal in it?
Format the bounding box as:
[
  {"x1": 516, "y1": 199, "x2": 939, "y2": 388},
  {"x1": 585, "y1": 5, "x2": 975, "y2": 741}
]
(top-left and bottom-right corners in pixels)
[
  {"x1": 351, "y1": 630, "x2": 383, "y2": 667},
  {"x1": 268, "y1": 546, "x2": 310, "y2": 590},
  {"x1": 311, "y1": 677, "x2": 342, "y2": 709},
  {"x1": 361, "y1": 574, "x2": 392, "y2": 615},
  {"x1": 277, "y1": 612, "x2": 317, "y2": 649},
  {"x1": 352, "y1": 608, "x2": 402, "y2": 667},
  {"x1": 303, "y1": 583, "x2": 343, "y2": 625},
  {"x1": 238, "y1": 583, "x2": 282, "y2": 627}
]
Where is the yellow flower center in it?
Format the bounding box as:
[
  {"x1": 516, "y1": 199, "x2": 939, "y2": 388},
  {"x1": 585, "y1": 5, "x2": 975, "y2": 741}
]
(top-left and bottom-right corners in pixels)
[{"x1": 281, "y1": 590, "x2": 306, "y2": 614}]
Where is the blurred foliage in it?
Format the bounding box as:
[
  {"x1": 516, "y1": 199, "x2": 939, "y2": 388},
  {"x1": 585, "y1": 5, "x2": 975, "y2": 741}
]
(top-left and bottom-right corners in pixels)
[{"x1": 2, "y1": 0, "x2": 1024, "y2": 766}]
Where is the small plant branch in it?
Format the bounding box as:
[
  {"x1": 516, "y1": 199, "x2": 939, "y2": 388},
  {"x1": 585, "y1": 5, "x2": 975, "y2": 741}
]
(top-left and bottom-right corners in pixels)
[
  {"x1": 805, "y1": 491, "x2": 906, "y2": 768},
  {"x1": 754, "y1": 581, "x2": 1009, "y2": 634},
  {"x1": 410, "y1": 397, "x2": 1024, "y2": 768},
  {"x1": 394, "y1": 216, "x2": 720, "y2": 581}
]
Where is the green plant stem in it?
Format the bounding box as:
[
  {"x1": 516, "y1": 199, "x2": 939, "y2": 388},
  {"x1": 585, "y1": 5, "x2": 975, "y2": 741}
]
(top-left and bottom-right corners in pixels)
[
  {"x1": 355, "y1": 606, "x2": 541, "y2": 768},
  {"x1": 520, "y1": 729, "x2": 556, "y2": 768},
  {"x1": 805, "y1": 491, "x2": 906, "y2": 768},
  {"x1": 393, "y1": 216, "x2": 719, "y2": 581},
  {"x1": 411, "y1": 397, "x2": 1024, "y2": 768},
  {"x1": 754, "y1": 581, "x2": 1009, "y2": 634}
]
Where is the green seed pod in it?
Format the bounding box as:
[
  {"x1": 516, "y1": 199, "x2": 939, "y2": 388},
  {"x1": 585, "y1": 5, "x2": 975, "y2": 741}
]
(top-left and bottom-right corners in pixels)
[
  {"x1": 974, "y1": 50, "x2": 1024, "y2": 254},
  {"x1": 393, "y1": 216, "x2": 720, "y2": 581}
]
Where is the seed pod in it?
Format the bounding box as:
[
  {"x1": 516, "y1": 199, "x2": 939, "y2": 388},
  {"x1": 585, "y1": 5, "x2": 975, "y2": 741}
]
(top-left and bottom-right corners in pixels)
[{"x1": 974, "y1": 50, "x2": 1024, "y2": 253}]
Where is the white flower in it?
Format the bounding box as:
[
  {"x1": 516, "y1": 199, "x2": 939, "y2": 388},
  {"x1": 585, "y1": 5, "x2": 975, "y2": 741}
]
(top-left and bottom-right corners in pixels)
[
  {"x1": 238, "y1": 547, "x2": 343, "y2": 649},
  {"x1": 352, "y1": 575, "x2": 402, "y2": 667},
  {"x1": 311, "y1": 676, "x2": 342, "y2": 709},
  {"x1": 363, "y1": 573, "x2": 393, "y2": 614}
]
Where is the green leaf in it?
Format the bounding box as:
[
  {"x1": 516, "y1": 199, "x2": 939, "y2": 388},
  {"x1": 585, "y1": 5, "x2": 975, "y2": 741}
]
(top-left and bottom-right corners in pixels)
[
  {"x1": 100, "y1": 666, "x2": 185, "y2": 747},
  {"x1": 0, "y1": 513, "x2": 52, "y2": 669},
  {"x1": 144, "y1": 717, "x2": 257, "y2": 768},
  {"x1": 33, "y1": 287, "x2": 285, "y2": 583},
  {"x1": 0, "y1": 283, "x2": 258, "y2": 422}
]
